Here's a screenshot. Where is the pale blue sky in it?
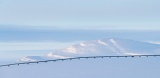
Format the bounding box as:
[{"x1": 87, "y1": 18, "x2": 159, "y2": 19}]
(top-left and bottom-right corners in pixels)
[{"x1": 0, "y1": 0, "x2": 160, "y2": 30}]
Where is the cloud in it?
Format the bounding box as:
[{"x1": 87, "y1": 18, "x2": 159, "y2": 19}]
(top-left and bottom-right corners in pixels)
[
  {"x1": 0, "y1": 41, "x2": 81, "y2": 51},
  {"x1": 0, "y1": 41, "x2": 82, "y2": 59},
  {"x1": 146, "y1": 41, "x2": 160, "y2": 44}
]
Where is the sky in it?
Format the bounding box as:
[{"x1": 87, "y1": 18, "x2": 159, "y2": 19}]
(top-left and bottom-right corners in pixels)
[
  {"x1": 0, "y1": 0, "x2": 160, "y2": 60},
  {"x1": 0, "y1": 0, "x2": 160, "y2": 30}
]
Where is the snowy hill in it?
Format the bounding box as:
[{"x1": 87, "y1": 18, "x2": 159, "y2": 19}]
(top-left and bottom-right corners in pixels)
[
  {"x1": 19, "y1": 38, "x2": 160, "y2": 62},
  {"x1": 18, "y1": 56, "x2": 45, "y2": 62}
]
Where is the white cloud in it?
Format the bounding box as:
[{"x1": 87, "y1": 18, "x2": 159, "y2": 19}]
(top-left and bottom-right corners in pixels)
[
  {"x1": 146, "y1": 41, "x2": 160, "y2": 44},
  {"x1": 0, "y1": 41, "x2": 82, "y2": 51}
]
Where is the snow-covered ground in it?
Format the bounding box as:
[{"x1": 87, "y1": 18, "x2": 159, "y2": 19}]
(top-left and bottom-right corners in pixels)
[
  {"x1": 1, "y1": 57, "x2": 160, "y2": 78},
  {"x1": 19, "y1": 38, "x2": 160, "y2": 62}
]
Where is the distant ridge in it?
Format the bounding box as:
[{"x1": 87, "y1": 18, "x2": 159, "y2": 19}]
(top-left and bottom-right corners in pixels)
[{"x1": 19, "y1": 38, "x2": 160, "y2": 62}]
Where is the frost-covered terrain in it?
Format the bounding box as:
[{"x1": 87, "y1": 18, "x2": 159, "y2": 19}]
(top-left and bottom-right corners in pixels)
[
  {"x1": 19, "y1": 38, "x2": 160, "y2": 62},
  {"x1": 1, "y1": 57, "x2": 160, "y2": 78}
]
